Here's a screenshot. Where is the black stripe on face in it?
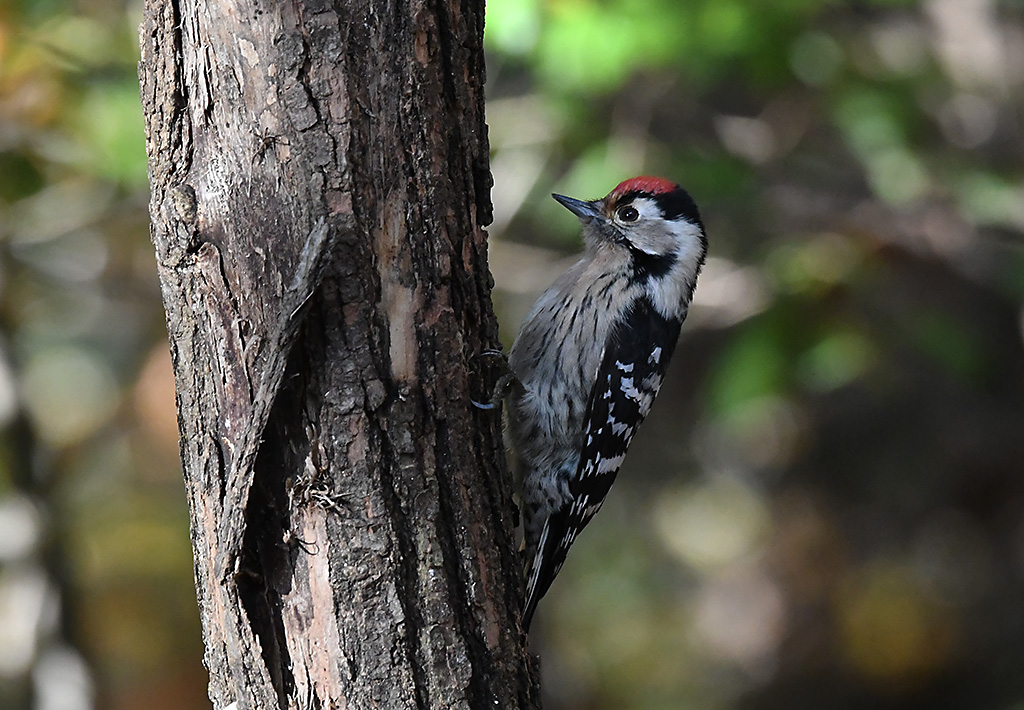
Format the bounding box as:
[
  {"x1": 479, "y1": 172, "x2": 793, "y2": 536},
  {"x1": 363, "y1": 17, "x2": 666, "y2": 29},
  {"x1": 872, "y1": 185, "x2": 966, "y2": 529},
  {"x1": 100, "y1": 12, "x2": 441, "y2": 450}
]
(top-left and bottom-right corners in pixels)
[{"x1": 630, "y1": 247, "x2": 677, "y2": 284}]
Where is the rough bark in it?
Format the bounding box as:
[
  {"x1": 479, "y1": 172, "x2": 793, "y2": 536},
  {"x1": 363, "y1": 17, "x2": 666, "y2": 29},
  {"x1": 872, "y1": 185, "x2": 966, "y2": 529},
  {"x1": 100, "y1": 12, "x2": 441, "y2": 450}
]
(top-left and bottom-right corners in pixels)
[{"x1": 138, "y1": 1, "x2": 540, "y2": 708}]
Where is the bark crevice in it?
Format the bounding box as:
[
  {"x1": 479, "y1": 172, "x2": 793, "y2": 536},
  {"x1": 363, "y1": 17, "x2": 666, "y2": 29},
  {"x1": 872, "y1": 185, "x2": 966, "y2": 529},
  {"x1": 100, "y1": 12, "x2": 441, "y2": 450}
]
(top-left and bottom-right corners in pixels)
[{"x1": 377, "y1": 407, "x2": 434, "y2": 710}]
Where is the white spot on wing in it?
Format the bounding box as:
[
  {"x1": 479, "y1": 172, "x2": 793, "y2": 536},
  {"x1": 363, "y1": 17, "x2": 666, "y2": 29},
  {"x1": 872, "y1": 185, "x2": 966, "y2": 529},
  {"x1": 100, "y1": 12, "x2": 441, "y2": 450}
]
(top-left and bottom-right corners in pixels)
[
  {"x1": 621, "y1": 376, "x2": 642, "y2": 401},
  {"x1": 598, "y1": 454, "x2": 625, "y2": 473}
]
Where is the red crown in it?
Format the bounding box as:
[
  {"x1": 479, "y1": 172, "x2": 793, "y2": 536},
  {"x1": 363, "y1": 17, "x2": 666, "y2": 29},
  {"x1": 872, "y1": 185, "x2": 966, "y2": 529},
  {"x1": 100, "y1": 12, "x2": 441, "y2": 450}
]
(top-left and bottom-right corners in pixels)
[{"x1": 612, "y1": 175, "x2": 678, "y2": 196}]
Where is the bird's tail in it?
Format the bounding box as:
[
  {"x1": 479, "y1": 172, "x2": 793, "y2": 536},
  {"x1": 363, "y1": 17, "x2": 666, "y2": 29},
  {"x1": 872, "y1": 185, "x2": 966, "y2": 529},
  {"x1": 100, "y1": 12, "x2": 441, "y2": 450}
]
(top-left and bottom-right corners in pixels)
[{"x1": 521, "y1": 513, "x2": 569, "y2": 631}]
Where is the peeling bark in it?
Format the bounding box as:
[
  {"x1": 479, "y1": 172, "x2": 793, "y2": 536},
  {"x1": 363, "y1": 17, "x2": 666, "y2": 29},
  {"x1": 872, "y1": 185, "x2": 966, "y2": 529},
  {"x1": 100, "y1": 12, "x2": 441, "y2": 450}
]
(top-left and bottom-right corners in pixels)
[{"x1": 138, "y1": 1, "x2": 540, "y2": 707}]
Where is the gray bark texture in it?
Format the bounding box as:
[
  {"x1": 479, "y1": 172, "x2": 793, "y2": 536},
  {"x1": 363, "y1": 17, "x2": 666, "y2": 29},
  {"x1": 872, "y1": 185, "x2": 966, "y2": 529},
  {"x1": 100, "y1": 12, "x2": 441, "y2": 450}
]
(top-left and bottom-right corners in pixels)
[{"x1": 138, "y1": 1, "x2": 541, "y2": 708}]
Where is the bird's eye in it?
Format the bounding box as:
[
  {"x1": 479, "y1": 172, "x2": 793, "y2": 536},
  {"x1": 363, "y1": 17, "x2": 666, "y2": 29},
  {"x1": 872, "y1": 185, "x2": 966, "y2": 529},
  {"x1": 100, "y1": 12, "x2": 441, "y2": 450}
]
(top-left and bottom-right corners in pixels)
[{"x1": 617, "y1": 205, "x2": 639, "y2": 222}]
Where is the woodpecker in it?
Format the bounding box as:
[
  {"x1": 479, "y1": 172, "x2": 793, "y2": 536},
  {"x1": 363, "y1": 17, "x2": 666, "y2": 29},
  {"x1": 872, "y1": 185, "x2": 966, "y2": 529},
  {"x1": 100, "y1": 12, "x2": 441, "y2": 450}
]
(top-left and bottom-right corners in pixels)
[{"x1": 506, "y1": 176, "x2": 707, "y2": 630}]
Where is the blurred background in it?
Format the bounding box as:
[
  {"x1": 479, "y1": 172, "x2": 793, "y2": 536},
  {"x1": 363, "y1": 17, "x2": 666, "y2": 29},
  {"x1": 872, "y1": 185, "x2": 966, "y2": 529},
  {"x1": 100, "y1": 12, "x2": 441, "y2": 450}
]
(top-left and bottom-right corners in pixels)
[{"x1": 1, "y1": 0, "x2": 1023, "y2": 708}]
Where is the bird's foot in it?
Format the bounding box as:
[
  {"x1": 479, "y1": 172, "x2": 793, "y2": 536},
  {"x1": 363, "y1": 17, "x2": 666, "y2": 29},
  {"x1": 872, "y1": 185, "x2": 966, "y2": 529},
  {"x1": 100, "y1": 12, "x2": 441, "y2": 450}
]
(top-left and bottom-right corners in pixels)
[{"x1": 471, "y1": 349, "x2": 519, "y2": 410}]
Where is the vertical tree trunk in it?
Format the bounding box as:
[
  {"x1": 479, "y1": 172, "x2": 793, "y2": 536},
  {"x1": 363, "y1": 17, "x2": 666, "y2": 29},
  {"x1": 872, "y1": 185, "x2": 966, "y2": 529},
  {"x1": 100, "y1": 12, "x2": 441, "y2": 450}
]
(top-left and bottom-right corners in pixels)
[{"x1": 138, "y1": 1, "x2": 540, "y2": 708}]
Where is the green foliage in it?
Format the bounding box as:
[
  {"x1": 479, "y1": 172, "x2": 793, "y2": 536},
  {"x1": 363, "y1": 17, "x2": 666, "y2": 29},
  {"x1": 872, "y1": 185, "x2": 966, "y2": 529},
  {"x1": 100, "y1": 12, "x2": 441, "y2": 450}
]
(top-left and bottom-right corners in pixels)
[
  {"x1": 72, "y1": 80, "x2": 149, "y2": 185},
  {"x1": 535, "y1": 1, "x2": 687, "y2": 91},
  {"x1": 708, "y1": 318, "x2": 789, "y2": 415}
]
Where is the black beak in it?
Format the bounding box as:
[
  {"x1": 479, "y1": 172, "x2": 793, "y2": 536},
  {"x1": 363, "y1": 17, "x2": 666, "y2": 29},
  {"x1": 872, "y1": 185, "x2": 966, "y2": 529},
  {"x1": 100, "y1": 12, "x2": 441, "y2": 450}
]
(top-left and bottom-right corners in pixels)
[{"x1": 552, "y1": 193, "x2": 602, "y2": 221}]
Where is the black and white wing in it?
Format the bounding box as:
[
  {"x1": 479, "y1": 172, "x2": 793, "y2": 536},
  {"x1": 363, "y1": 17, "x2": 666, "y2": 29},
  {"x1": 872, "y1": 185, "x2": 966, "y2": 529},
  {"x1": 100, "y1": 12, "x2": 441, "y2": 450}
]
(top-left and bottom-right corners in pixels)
[{"x1": 522, "y1": 296, "x2": 682, "y2": 628}]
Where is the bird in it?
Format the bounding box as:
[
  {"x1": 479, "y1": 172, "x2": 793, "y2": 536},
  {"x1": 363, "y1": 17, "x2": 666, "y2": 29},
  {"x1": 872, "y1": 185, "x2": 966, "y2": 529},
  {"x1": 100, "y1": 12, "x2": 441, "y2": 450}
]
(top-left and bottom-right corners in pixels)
[{"x1": 503, "y1": 176, "x2": 707, "y2": 630}]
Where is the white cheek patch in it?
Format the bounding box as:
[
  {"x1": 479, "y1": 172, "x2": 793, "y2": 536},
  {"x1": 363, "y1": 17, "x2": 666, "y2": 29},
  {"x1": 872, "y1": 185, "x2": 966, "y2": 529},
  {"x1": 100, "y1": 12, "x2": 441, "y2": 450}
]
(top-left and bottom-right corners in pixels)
[{"x1": 618, "y1": 198, "x2": 674, "y2": 256}]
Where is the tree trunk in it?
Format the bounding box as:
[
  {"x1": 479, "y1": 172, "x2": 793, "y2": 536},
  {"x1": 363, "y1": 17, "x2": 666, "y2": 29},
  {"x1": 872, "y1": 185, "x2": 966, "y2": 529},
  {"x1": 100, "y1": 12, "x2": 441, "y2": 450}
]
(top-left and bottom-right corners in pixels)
[{"x1": 138, "y1": 1, "x2": 540, "y2": 708}]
